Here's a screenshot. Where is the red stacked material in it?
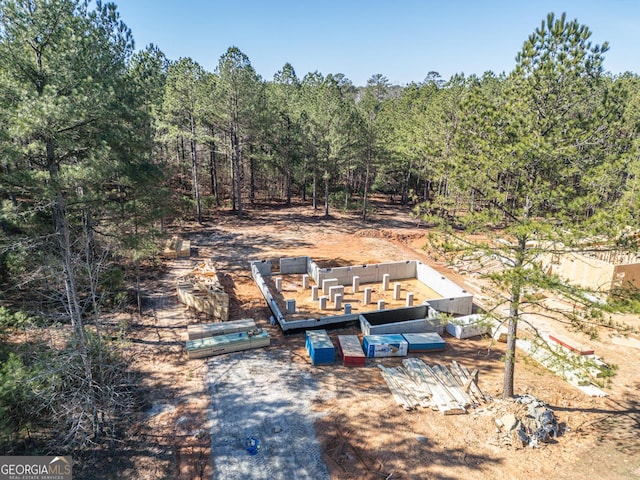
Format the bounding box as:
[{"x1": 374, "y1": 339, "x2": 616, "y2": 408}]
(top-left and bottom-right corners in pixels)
[
  {"x1": 337, "y1": 335, "x2": 366, "y2": 367},
  {"x1": 549, "y1": 335, "x2": 594, "y2": 355}
]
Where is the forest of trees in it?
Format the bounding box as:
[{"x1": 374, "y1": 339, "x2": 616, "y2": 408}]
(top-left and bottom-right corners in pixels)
[{"x1": 1, "y1": 0, "x2": 639, "y2": 460}]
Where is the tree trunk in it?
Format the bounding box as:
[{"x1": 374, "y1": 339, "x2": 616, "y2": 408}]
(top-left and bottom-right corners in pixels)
[
  {"x1": 503, "y1": 238, "x2": 526, "y2": 398},
  {"x1": 312, "y1": 167, "x2": 318, "y2": 211},
  {"x1": 209, "y1": 139, "x2": 220, "y2": 207},
  {"x1": 190, "y1": 134, "x2": 202, "y2": 224},
  {"x1": 324, "y1": 173, "x2": 330, "y2": 217},
  {"x1": 249, "y1": 146, "x2": 255, "y2": 206},
  {"x1": 232, "y1": 124, "x2": 243, "y2": 219},
  {"x1": 229, "y1": 132, "x2": 236, "y2": 212},
  {"x1": 47, "y1": 138, "x2": 99, "y2": 439},
  {"x1": 362, "y1": 150, "x2": 371, "y2": 222}
]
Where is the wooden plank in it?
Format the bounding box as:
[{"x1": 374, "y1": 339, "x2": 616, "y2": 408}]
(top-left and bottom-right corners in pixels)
[
  {"x1": 549, "y1": 334, "x2": 595, "y2": 355},
  {"x1": 434, "y1": 364, "x2": 472, "y2": 407},
  {"x1": 378, "y1": 365, "x2": 420, "y2": 410},
  {"x1": 402, "y1": 359, "x2": 465, "y2": 414},
  {"x1": 187, "y1": 318, "x2": 256, "y2": 340},
  {"x1": 455, "y1": 362, "x2": 486, "y2": 402}
]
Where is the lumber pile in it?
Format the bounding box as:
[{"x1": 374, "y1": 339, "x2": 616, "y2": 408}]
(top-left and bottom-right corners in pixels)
[
  {"x1": 177, "y1": 260, "x2": 229, "y2": 320},
  {"x1": 378, "y1": 359, "x2": 486, "y2": 414},
  {"x1": 186, "y1": 328, "x2": 270, "y2": 359},
  {"x1": 187, "y1": 318, "x2": 256, "y2": 340},
  {"x1": 162, "y1": 236, "x2": 191, "y2": 258}
]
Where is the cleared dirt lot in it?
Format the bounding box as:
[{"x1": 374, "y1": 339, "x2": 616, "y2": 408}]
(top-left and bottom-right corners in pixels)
[{"x1": 124, "y1": 201, "x2": 640, "y2": 480}]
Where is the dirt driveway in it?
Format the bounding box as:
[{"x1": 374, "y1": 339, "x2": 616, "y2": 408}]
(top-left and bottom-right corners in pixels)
[{"x1": 125, "y1": 201, "x2": 640, "y2": 480}]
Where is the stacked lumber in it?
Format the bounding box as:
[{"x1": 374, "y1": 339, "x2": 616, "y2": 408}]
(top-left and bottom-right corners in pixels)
[
  {"x1": 378, "y1": 359, "x2": 486, "y2": 414},
  {"x1": 162, "y1": 236, "x2": 191, "y2": 258},
  {"x1": 337, "y1": 335, "x2": 366, "y2": 367},
  {"x1": 177, "y1": 260, "x2": 229, "y2": 320},
  {"x1": 186, "y1": 328, "x2": 270, "y2": 359},
  {"x1": 306, "y1": 329, "x2": 335, "y2": 365},
  {"x1": 363, "y1": 334, "x2": 408, "y2": 358},
  {"x1": 187, "y1": 318, "x2": 256, "y2": 340},
  {"x1": 402, "y1": 332, "x2": 446, "y2": 352}
]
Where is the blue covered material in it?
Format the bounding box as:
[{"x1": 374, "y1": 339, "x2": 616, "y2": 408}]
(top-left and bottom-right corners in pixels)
[
  {"x1": 363, "y1": 334, "x2": 408, "y2": 357},
  {"x1": 306, "y1": 329, "x2": 335, "y2": 365},
  {"x1": 402, "y1": 332, "x2": 446, "y2": 352}
]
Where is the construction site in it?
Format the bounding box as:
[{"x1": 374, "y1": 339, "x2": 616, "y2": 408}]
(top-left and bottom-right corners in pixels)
[{"x1": 128, "y1": 204, "x2": 640, "y2": 480}]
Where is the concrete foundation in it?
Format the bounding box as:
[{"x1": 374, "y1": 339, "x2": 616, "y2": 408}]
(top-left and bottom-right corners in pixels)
[
  {"x1": 251, "y1": 257, "x2": 473, "y2": 332},
  {"x1": 302, "y1": 274, "x2": 310, "y2": 289},
  {"x1": 377, "y1": 299, "x2": 385, "y2": 310},
  {"x1": 275, "y1": 277, "x2": 282, "y2": 292}
]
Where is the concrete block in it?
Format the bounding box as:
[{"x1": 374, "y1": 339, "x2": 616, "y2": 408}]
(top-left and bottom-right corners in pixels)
[
  {"x1": 319, "y1": 296, "x2": 327, "y2": 310},
  {"x1": 352, "y1": 276, "x2": 360, "y2": 293},
  {"x1": 364, "y1": 287, "x2": 372, "y2": 305},
  {"x1": 322, "y1": 278, "x2": 339, "y2": 295},
  {"x1": 377, "y1": 299, "x2": 385, "y2": 310},
  {"x1": 329, "y1": 285, "x2": 344, "y2": 303},
  {"x1": 382, "y1": 274, "x2": 390, "y2": 291},
  {"x1": 334, "y1": 293, "x2": 343, "y2": 311},
  {"x1": 286, "y1": 299, "x2": 296, "y2": 314},
  {"x1": 275, "y1": 277, "x2": 282, "y2": 292},
  {"x1": 311, "y1": 285, "x2": 319, "y2": 301},
  {"x1": 406, "y1": 292, "x2": 414, "y2": 307},
  {"x1": 302, "y1": 274, "x2": 310, "y2": 289},
  {"x1": 393, "y1": 282, "x2": 401, "y2": 300},
  {"x1": 344, "y1": 303, "x2": 352, "y2": 315}
]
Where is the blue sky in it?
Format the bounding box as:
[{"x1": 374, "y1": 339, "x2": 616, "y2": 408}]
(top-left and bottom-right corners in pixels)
[{"x1": 114, "y1": 0, "x2": 639, "y2": 85}]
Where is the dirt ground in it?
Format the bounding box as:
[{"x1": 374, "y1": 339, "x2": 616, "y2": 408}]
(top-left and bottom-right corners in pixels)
[{"x1": 123, "y1": 200, "x2": 640, "y2": 480}]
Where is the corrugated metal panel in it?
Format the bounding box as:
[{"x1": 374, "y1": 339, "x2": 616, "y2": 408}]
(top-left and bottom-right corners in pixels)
[
  {"x1": 363, "y1": 334, "x2": 408, "y2": 358},
  {"x1": 402, "y1": 332, "x2": 446, "y2": 352},
  {"x1": 337, "y1": 335, "x2": 366, "y2": 367},
  {"x1": 306, "y1": 329, "x2": 335, "y2": 365}
]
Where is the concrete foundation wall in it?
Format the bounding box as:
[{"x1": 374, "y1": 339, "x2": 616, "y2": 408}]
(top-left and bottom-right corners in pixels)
[
  {"x1": 251, "y1": 262, "x2": 285, "y2": 325},
  {"x1": 427, "y1": 297, "x2": 473, "y2": 315},
  {"x1": 252, "y1": 259, "x2": 272, "y2": 277},
  {"x1": 280, "y1": 256, "x2": 310, "y2": 275},
  {"x1": 359, "y1": 305, "x2": 445, "y2": 336},
  {"x1": 313, "y1": 261, "x2": 417, "y2": 286}
]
